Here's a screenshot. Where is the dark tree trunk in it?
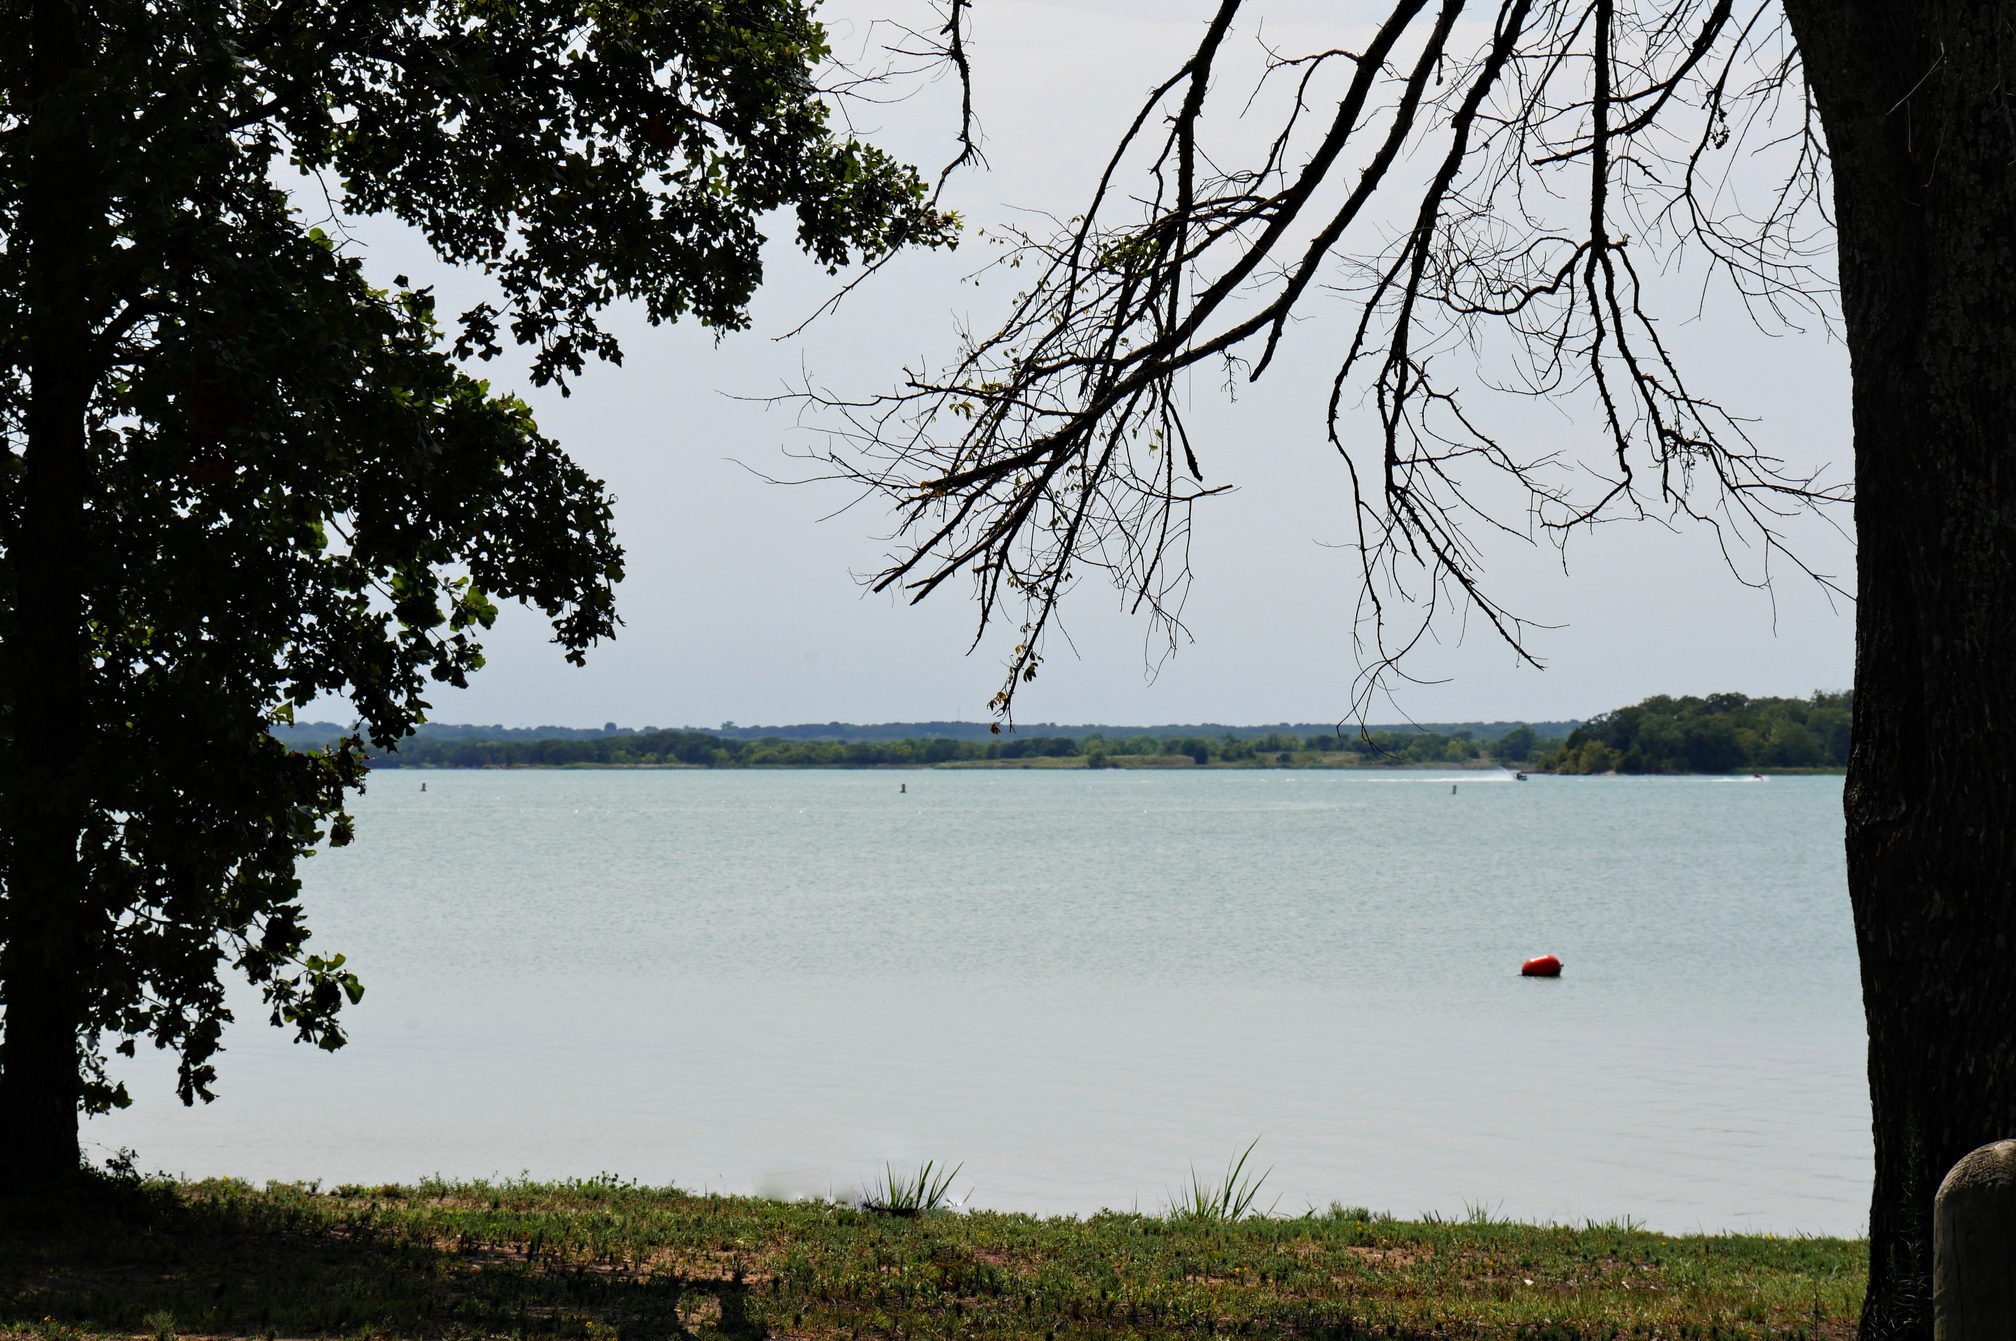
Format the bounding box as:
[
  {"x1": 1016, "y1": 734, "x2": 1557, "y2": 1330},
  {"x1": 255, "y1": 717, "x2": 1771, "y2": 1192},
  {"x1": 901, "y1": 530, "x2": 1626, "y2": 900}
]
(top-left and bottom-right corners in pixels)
[
  {"x1": 0, "y1": 0, "x2": 101, "y2": 1193},
  {"x1": 1785, "y1": 4, "x2": 2016, "y2": 1337}
]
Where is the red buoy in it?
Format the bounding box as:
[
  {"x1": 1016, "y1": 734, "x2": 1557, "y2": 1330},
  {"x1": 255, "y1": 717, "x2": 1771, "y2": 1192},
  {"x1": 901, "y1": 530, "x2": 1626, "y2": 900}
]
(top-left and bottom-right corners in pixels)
[{"x1": 1520, "y1": 954, "x2": 1563, "y2": 978}]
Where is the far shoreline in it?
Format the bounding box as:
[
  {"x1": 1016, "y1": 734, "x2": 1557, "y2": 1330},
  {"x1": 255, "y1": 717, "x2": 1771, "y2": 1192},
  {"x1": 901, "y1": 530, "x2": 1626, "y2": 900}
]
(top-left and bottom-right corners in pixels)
[{"x1": 360, "y1": 759, "x2": 1848, "y2": 775}]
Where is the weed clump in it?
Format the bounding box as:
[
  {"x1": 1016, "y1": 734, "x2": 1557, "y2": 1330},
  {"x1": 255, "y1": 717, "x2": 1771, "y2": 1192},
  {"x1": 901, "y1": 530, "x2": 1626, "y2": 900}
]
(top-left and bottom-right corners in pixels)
[
  {"x1": 860, "y1": 1159, "x2": 963, "y2": 1216},
  {"x1": 1168, "y1": 1138, "x2": 1276, "y2": 1223}
]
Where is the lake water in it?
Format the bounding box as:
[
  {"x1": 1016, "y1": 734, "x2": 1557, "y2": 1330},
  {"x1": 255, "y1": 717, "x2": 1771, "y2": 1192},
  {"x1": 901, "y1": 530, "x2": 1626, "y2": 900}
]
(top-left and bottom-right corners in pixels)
[{"x1": 92, "y1": 769, "x2": 1870, "y2": 1235}]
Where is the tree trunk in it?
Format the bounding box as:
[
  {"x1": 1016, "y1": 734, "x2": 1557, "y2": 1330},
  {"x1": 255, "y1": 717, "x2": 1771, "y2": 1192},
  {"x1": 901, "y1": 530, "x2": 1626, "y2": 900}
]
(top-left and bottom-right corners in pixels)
[
  {"x1": 0, "y1": 0, "x2": 100, "y2": 1193},
  {"x1": 1785, "y1": 5, "x2": 2016, "y2": 1337}
]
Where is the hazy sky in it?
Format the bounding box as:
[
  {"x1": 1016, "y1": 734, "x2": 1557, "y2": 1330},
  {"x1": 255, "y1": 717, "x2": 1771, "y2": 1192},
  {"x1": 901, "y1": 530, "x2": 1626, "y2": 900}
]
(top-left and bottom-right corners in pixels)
[{"x1": 318, "y1": 1, "x2": 1855, "y2": 729}]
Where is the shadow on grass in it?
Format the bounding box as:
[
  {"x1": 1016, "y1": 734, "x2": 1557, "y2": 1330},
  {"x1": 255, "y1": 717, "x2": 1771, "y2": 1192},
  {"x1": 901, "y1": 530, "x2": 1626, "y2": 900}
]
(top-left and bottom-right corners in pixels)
[{"x1": 0, "y1": 1182, "x2": 764, "y2": 1341}]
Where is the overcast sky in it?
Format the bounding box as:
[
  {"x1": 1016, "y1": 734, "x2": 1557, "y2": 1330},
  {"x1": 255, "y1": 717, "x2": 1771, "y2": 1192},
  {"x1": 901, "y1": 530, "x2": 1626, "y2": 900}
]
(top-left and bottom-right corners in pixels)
[{"x1": 316, "y1": 1, "x2": 1855, "y2": 730}]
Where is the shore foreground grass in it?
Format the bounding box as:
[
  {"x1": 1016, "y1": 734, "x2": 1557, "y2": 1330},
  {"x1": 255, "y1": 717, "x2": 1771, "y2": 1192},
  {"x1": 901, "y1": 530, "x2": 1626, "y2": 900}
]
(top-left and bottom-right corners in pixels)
[{"x1": 3, "y1": 1177, "x2": 1862, "y2": 1340}]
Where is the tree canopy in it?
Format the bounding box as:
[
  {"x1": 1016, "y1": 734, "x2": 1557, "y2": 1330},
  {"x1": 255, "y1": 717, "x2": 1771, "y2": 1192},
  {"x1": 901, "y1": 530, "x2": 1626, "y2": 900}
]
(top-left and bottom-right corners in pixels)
[
  {"x1": 1546, "y1": 691, "x2": 1850, "y2": 774},
  {"x1": 0, "y1": 0, "x2": 951, "y2": 1181}
]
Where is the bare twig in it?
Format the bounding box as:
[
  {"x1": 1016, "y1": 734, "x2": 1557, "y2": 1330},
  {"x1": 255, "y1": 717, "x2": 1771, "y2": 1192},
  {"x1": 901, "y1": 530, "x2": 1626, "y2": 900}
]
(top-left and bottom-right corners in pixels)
[{"x1": 794, "y1": 0, "x2": 1846, "y2": 723}]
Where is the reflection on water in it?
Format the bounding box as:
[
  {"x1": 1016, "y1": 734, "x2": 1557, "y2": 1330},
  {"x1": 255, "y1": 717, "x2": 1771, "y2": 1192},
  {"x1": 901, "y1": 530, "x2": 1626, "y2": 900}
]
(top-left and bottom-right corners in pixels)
[{"x1": 94, "y1": 769, "x2": 1867, "y2": 1234}]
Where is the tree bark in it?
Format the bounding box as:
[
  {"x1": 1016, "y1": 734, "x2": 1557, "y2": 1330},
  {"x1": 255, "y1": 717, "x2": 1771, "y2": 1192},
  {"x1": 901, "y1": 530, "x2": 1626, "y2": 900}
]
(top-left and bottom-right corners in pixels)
[
  {"x1": 0, "y1": 0, "x2": 101, "y2": 1192},
  {"x1": 1784, "y1": 4, "x2": 2016, "y2": 1337}
]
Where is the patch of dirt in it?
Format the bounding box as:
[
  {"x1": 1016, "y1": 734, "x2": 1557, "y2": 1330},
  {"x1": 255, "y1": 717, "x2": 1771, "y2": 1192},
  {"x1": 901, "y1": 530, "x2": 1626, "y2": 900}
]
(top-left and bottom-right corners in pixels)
[{"x1": 1343, "y1": 1244, "x2": 1430, "y2": 1269}]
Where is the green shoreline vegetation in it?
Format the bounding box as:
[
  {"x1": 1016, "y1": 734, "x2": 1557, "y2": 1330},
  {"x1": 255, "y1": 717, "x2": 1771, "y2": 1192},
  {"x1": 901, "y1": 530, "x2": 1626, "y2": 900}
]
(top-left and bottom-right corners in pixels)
[
  {"x1": 1542, "y1": 693, "x2": 1850, "y2": 776},
  {"x1": 283, "y1": 691, "x2": 1850, "y2": 776},
  {"x1": 4, "y1": 1176, "x2": 1863, "y2": 1340},
  {"x1": 351, "y1": 727, "x2": 1557, "y2": 772}
]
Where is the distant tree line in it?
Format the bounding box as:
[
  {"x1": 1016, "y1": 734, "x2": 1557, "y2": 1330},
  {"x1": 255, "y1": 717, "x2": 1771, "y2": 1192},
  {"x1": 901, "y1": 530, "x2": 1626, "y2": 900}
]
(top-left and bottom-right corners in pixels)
[
  {"x1": 700, "y1": 717, "x2": 1582, "y2": 744},
  {"x1": 272, "y1": 717, "x2": 1581, "y2": 750},
  {"x1": 1542, "y1": 692, "x2": 1851, "y2": 774},
  {"x1": 278, "y1": 697, "x2": 1849, "y2": 773},
  {"x1": 299, "y1": 723, "x2": 1565, "y2": 770}
]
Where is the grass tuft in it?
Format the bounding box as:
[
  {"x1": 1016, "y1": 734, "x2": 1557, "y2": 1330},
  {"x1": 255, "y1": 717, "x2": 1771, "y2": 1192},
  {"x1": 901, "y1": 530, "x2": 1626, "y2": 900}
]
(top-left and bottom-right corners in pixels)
[
  {"x1": 859, "y1": 1159, "x2": 963, "y2": 1216},
  {"x1": 1168, "y1": 1137, "x2": 1277, "y2": 1223}
]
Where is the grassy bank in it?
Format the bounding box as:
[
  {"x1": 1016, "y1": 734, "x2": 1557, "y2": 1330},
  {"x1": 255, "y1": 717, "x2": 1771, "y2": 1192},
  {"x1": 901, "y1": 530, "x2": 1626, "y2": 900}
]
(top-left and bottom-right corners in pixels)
[{"x1": 2, "y1": 1177, "x2": 1863, "y2": 1339}]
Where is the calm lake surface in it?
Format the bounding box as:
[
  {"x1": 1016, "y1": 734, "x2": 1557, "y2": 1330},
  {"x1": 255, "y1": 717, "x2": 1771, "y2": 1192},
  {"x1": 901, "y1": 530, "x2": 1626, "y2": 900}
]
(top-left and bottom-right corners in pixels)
[{"x1": 94, "y1": 769, "x2": 1869, "y2": 1235}]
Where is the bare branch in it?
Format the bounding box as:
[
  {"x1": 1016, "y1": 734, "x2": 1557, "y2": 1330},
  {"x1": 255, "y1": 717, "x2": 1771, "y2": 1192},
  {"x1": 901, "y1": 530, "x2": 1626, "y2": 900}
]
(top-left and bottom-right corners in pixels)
[{"x1": 796, "y1": 0, "x2": 1847, "y2": 722}]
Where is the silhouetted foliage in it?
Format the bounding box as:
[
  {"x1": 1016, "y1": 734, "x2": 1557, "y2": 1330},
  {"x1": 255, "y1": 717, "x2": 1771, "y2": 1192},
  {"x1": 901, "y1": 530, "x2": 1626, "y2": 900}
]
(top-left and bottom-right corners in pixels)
[{"x1": 0, "y1": 0, "x2": 951, "y2": 1183}]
